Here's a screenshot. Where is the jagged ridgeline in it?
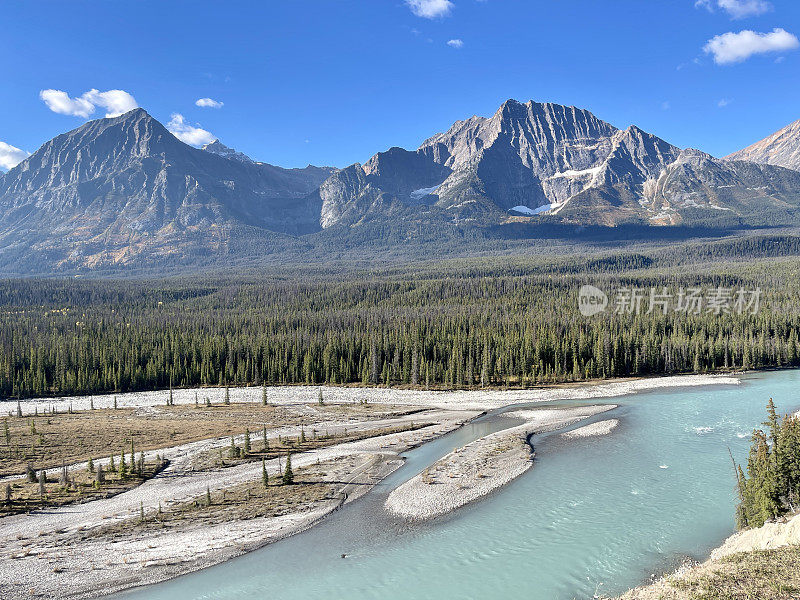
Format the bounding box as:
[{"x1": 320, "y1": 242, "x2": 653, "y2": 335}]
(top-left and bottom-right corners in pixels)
[{"x1": 2, "y1": 101, "x2": 800, "y2": 274}]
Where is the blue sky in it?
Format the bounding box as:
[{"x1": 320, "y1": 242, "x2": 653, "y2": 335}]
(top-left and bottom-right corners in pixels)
[{"x1": 1, "y1": 0, "x2": 799, "y2": 170}]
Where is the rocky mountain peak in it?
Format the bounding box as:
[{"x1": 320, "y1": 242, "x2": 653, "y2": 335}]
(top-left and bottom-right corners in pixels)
[
  {"x1": 726, "y1": 119, "x2": 800, "y2": 171},
  {"x1": 201, "y1": 139, "x2": 255, "y2": 164}
]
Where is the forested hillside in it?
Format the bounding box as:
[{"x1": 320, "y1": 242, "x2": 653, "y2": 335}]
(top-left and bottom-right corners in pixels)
[{"x1": 1, "y1": 236, "x2": 800, "y2": 399}]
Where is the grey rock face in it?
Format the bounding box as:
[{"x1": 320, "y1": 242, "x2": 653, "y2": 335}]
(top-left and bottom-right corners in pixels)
[
  {"x1": 319, "y1": 99, "x2": 800, "y2": 228},
  {"x1": 0, "y1": 109, "x2": 334, "y2": 270},
  {"x1": 726, "y1": 120, "x2": 800, "y2": 171}
]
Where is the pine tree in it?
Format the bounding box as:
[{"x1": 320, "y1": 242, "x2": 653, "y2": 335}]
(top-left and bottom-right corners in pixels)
[
  {"x1": 120, "y1": 449, "x2": 128, "y2": 479},
  {"x1": 229, "y1": 436, "x2": 238, "y2": 459},
  {"x1": 262, "y1": 459, "x2": 269, "y2": 489},
  {"x1": 262, "y1": 386, "x2": 268, "y2": 406},
  {"x1": 4, "y1": 483, "x2": 10, "y2": 505},
  {"x1": 206, "y1": 486, "x2": 212, "y2": 506},
  {"x1": 140, "y1": 501, "x2": 145, "y2": 523},
  {"x1": 300, "y1": 427, "x2": 306, "y2": 443},
  {"x1": 282, "y1": 451, "x2": 294, "y2": 485},
  {"x1": 109, "y1": 455, "x2": 116, "y2": 472},
  {"x1": 244, "y1": 429, "x2": 251, "y2": 455},
  {"x1": 224, "y1": 386, "x2": 231, "y2": 405},
  {"x1": 96, "y1": 463, "x2": 105, "y2": 484},
  {"x1": 263, "y1": 426, "x2": 269, "y2": 451},
  {"x1": 38, "y1": 469, "x2": 46, "y2": 498},
  {"x1": 113, "y1": 396, "x2": 118, "y2": 410},
  {"x1": 16, "y1": 399, "x2": 22, "y2": 418},
  {"x1": 318, "y1": 388, "x2": 324, "y2": 406},
  {"x1": 87, "y1": 457, "x2": 94, "y2": 473}
]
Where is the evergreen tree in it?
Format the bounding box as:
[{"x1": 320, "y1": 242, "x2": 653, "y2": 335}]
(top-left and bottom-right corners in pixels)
[
  {"x1": 224, "y1": 386, "x2": 231, "y2": 405},
  {"x1": 262, "y1": 386, "x2": 268, "y2": 406},
  {"x1": 244, "y1": 429, "x2": 251, "y2": 455},
  {"x1": 229, "y1": 436, "x2": 238, "y2": 459},
  {"x1": 282, "y1": 451, "x2": 294, "y2": 485},
  {"x1": 262, "y1": 459, "x2": 269, "y2": 489}
]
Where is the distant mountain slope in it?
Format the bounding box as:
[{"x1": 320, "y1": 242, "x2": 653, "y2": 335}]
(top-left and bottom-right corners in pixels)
[
  {"x1": 2, "y1": 101, "x2": 800, "y2": 275},
  {"x1": 319, "y1": 100, "x2": 800, "y2": 229},
  {"x1": 0, "y1": 109, "x2": 334, "y2": 271},
  {"x1": 726, "y1": 119, "x2": 800, "y2": 171}
]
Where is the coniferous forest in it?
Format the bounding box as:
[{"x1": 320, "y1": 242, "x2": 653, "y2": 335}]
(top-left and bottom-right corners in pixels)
[
  {"x1": 1, "y1": 236, "x2": 800, "y2": 399},
  {"x1": 736, "y1": 399, "x2": 800, "y2": 529}
]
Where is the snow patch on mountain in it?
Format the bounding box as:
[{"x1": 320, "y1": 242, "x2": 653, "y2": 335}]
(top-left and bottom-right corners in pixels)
[{"x1": 410, "y1": 184, "x2": 442, "y2": 201}]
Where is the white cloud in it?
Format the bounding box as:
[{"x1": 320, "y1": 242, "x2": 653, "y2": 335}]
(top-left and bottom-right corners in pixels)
[
  {"x1": 0, "y1": 141, "x2": 30, "y2": 171},
  {"x1": 695, "y1": 0, "x2": 772, "y2": 19},
  {"x1": 167, "y1": 113, "x2": 215, "y2": 147},
  {"x1": 447, "y1": 38, "x2": 464, "y2": 48},
  {"x1": 703, "y1": 28, "x2": 799, "y2": 64},
  {"x1": 195, "y1": 97, "x2": 224, "y2": 109},
  {"x1": 406, "y1": 0, "x2": 453, "y2": 19},
  {"x1": 39, "y1": 89, "x2": 94, "y2": 117},
  {"x1": 718, "y1": 98, "x2": 732, "y2": 107},
  {"x1": 39, "y1": 88, "x2": 138, "y2": 118}
]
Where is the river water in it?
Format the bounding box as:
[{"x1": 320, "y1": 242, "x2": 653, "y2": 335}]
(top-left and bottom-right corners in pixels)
[{"x1": 114, "y1": 370, "x2": 800, "y2": 600}]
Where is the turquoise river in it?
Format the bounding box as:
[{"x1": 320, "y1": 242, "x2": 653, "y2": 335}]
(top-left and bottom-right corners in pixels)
[{"x1": 114, "y1": 370, "x2": 800, "y2": 600}]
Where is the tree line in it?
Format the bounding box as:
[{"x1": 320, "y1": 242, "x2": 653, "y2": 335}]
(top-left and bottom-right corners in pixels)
[{"x1": 1, "y1": 257, "x2": 799, "y2": 399}]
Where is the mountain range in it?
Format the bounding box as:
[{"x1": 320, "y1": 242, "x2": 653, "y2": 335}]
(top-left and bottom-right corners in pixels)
[{"x1": 1, "y1": 100, "x2": 800, "y2": 274}]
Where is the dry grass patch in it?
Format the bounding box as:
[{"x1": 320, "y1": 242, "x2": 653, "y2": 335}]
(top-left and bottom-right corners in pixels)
[
  {"x1": 0, "y1": 459, "x2": 167, "y2": 517},
  {"x1": 0, "y1": 402, "x2": 420, "y2": 477}
]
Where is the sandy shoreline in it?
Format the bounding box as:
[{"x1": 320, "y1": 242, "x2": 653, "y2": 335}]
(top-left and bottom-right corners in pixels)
[
  {"x1": 0, "y1": 410, "x2": 478, "y2": 600},
  {"x1": 562, "y1": 418, "x2": 619, "y2": 439},
  {"x1": 0, "y1": 373, "x2": 741, "y2": 599},
  {"x1": 3, "y1": 373, "x2": 740, "y2": 417},
  {"x1": 385, "y1": 405, "x2": 617, "y2": 521}
]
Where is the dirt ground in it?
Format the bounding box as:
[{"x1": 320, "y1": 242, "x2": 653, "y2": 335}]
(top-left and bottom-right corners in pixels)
[{"x1": 0, "y1": 402, "x2": 422, "y2": 476}]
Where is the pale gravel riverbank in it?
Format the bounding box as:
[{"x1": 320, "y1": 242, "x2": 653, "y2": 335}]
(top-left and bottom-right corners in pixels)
[
  {"x1": 562, "y1": 419, "x2": 619, "y2": 439},
  {"x1": 385, "y1": 405, "x2": 617, "y2": 521},
  {"x1": 0, "y1": 373, "x2": 742, "y2": 599},
  {"x1": 3, "y1": 373, "x2": 740, "y2": 416},
  {"x1": 0, "y1": 410, "x2": 478, "y2": 600}
]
